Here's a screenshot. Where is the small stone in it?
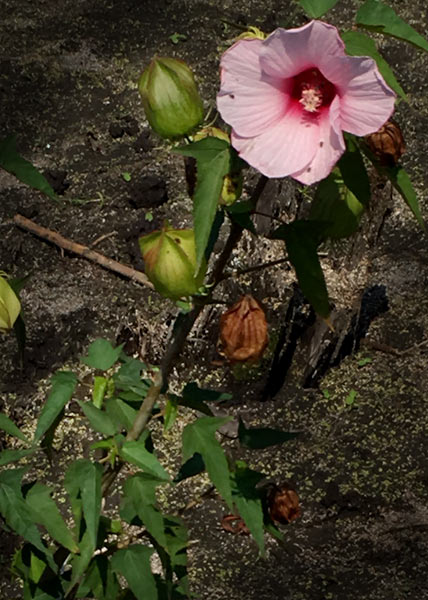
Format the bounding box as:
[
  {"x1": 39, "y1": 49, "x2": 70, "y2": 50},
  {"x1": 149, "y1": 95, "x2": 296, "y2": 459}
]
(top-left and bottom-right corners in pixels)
[
  {"x1": 43, "y1": 169, "x2": 70, "y2": 195},
  {"x1": 134, "y1": 131, "x2": 153, "y2": 153}
]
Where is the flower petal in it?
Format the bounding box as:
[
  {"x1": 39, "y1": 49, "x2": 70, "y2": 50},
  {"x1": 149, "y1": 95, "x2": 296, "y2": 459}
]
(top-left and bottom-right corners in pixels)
[
  {"x1": 260, "y1": 21, "x2": 346, "y2": 80},
  {"x1": 291, "y1": 96, "x2": 345, "y2": 185},
  {"x1": 217, "y1": 38, "x2": 289, "y2": 137},
  {"x1": 321, "y1": 56, "x2": 395, "y2": 135},
  {"x1": 231, "y1": 103, "x2": 320, "y2": 178}
]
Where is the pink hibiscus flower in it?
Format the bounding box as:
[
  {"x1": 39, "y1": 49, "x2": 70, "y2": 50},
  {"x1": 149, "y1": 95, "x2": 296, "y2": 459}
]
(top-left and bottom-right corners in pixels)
[{"x1": 217, "y1": 20, "x2": 396, "y2": 185}]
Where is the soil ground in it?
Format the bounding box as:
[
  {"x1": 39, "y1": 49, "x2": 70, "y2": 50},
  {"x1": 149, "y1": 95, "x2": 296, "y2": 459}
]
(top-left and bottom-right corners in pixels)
[{"x1": 1, "y1": 0, "x2": 428, "y2": 599}]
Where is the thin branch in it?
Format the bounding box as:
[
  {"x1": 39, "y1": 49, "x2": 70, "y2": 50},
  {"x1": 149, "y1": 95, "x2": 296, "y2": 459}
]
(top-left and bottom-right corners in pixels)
[{"x1": 13, "y1": 214, "x2": 153, "y2": 288}]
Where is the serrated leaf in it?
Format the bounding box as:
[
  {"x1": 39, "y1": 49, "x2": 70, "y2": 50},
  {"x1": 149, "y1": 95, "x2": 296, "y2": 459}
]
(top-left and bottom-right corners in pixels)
[
  {"x1": 25, "y1": 482, "x2": 79, "y2": 553},
  {"x1": 0, "y1": 413, "x2": 30, "y2": 443},
  {"x1": 119, "y1": 440, "x2": 170, "y2": 481},
  {"x1": 356, "y1": 0, "x2": 428, "y2": 53},
  {"x1": 34, "y1": 371, "x2": 77, "y2": 443},
  {"x1": 232, "y1": 463, "x2": 266, "y2": 554},
  {"x1": 111, "y1": 545, "x2": 157, "y2": 600},
  {"x1": 297, "y1": 0, "x2": 338, "y2": 19},
  {"x1": 271, "y1": 221, "x2": 330, "y2": 317},
  {"x1": 342, "y1": 30, "x2": 408, "y2": 101},
  {"x1": 0, "y1": 136, "x2": 57, "y2": 201},
  {"x1": 182, "y1": 416, "x2": 233, "y2": 508},
  {"x1": 238, "y1": 419, "x2": 300, "y2": 449},
  {"x1": 309, "y1": 172, "x2": 364, "y2": 239},
  {"x1": 174, "y1": 452, "x2": 205, "y2": 483},
  {"x1": 124, "y1": 474, "x2": 168, "y2": 548},
  {"x1": 0, "y1": 448, "x2": 35, "y2": 466},
  {"x1": 81, "y1": 338, "x2": 123, "y2": 370},
  {"x1": 78, "y1": 400, "x2": 117, "y2": 436},
  {"x1": 64, "y1": 459, "x2": 102, "y2": 548},
  {"x1": 175, "y1": 138, "x2": 234, "y2": 269}
]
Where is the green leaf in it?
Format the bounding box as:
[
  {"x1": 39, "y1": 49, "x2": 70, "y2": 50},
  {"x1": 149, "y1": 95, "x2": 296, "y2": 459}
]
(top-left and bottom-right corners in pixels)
[
  {"x1": 0, "y1": 482, "x2": 47, "y2": 556},
  {"x1": 238, "y1": 419, "x2": 300, "y2": 449},
  {"x1": 174, "y1": 452, "x2": 205, "y2": 483},
  {"x1": 164, "y1": 398, "x2": 178, "y2": 431},
  {"x1": 64, "y1": 459, "x2": 102, "y2": 548},
  {"x1": 34, "y1": 371, "x2": 77, "y2": 443},
  {"x1": 232, "y1": 462, "x2": 266, "y2": 554},
  {"x1": 297, "y1": 0, "x2": 339, "y2": 19},
  {"x1": 105, "y1": 397, "x2": 137, "y2": 432},
  {"x1": 0, "y1": 448, "x2": 35, "y2": 466},
  {"x1": 356, "y1": 0, "x2": 428, "y2": 53},
  {"x1": 67, "y1": 529, "x2": 95, "y2": 593},
  {"x1": 341, "y1": 30, "x2": 408, "y2": 101},
  {"x1": 81, "y1": 338, "x2": 123, "y2": 370},
  {"x1": 182, "y1": 382, "x2": 232, "y2": 404},
  {"x1": 123, "y1": 474, "x2": 168, "y2": 548},
  {"x1": 339, "y1": 138, "x2": 371, "y2": 207},
  {"x1": 0, "y1": 412, "x2": 30, "y2": 443},
  {"x1": 119, "y1": 440, "x2": 170, "y2": 481},
  {"x1": 111, "y1": 545, "x2": 157, "y2": 600},
  {"x1": 25, "y1": 482, "x2": 79, "y2": 553},
  {"x1": 175, "y1": 137, "x2": 235, "y2": 270},
  {"x1": 92, "y1": 376, "x2": 108, "y2": 409},
  {"x1": 0, "y1": 136, "x2": 57, "y2": 201},
  {"x1": 309, "y1": 172, "x2": 365, "y2": 239},
  {"x1": 182, "y1": 416, "x2": 233, "y2": 508},
  {"x1": 271, "y1": 221, "x2": 330, "y2": 317},
  {"x1": 76, "y1": 555, "x2": 119, "y2": 600},
  {"x1": 77, "y1": 400, "x2": 117, "y2": 437},
  {"x1": 227, "y1": 201, "x2": 257, "y2": 234}
]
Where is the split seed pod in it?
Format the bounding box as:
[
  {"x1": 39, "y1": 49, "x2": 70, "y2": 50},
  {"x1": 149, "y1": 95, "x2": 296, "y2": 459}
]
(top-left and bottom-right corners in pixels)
[
  {"x1": 365, "y1": 120, "x2": 405, "y2": 166},
  {"x1": 219, "y1": 295, "x2": 268, "y2": 363},
  {"x1": 267, "y1": 483, "x2": 301, "y2": 525}
]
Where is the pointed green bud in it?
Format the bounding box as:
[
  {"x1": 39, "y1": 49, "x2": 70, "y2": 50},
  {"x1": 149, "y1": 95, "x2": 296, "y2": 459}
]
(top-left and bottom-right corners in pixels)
[
  {"x1": 138, "y1": 57, "x2": 204, "y2": 139},
  {"x1": 139, "y1": 224, "x2": 207, "y2": 299},
  {"x1": 0, "y1": 275, "x2": 21, "y2": 332}
]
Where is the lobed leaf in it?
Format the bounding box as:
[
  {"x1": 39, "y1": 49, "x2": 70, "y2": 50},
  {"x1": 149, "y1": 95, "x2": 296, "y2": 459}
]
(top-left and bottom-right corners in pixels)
[
  {"x1": 0, "y1": 448, "x2": 35, "y2": 466},
  {"x1": 77, "y1": 400, "x2": 117, "y2": 437},
  {"x1": 232, "y1": 462, "x2": 266, "y2": 554},
  {"x1": 0, "y1": 412, "x2": 30, "y2": 443},
  {"x1": 119, "y1": 439, "x2": 170, "y2": 481}
]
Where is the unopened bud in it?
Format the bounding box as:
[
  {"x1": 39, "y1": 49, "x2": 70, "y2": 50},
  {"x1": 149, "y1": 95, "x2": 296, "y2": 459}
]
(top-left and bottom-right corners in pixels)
[
  {"x1": 0, "y1": 275, "x2": 21, "y2": 332},
  {"x1": 138, "y1": 57, "x2": 204, "y2": 139},
  {"x1": 139, "y1": 224, "x2": 206, "y2": 299},
  {"x1": 218, "y1": 295, "x2": 268, "y2": 363},
  {"x1": 365, "y1": 120, "x2": 405, "y2": 166}
]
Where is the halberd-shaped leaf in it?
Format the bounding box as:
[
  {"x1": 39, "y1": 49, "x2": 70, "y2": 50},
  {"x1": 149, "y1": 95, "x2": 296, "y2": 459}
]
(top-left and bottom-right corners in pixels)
[
  {"x1": 119, "y1": 440, "x2": 170, "y2": 481},
  {"x1": 34, "y1": 371, "x2": 77, "y2": 443},
  {"x1": 111, "y1": 545, "x2": 157, "y2": 600},
  {"x1": 231, "y1": 462, "x2": 266, "y2": 554},
  {"x1": 81, "y1": 339, "x2": 123, "y2": 371}
]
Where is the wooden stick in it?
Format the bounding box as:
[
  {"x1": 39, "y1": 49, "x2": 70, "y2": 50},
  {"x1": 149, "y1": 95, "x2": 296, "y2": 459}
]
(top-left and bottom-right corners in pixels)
[{"x1": 13, "y1": 214, "x2": 153, "y2": 289}]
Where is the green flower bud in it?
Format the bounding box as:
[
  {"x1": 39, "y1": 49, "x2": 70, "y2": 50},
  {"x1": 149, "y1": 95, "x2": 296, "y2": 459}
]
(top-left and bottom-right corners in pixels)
[
  {"x1": 139, "y1": 224, "x2": 207, "y2": 299},
  {"x1": 0, "y1": 275, "x2": 21, "y2": 332},
  {"x1": 138, "y1": 57, "x2": 204, "y2": 139}
]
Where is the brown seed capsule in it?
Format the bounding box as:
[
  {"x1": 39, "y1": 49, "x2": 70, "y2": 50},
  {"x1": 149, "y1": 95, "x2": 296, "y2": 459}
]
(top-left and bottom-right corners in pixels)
[
  {"x1": 268, "y1": 483, "x2": 301, "y2": 525},
  {"x1": 365, "y1": 120, "x2": 405, "y2": 166},
  {"x1": 218, "y1": 295, "x2": 268, "y2": 363}
]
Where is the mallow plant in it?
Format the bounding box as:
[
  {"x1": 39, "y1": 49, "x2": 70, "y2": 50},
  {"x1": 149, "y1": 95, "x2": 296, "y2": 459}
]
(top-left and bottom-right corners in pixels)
[{"x1": 1, "y1": 1, "x2": 426, "y2": 598}]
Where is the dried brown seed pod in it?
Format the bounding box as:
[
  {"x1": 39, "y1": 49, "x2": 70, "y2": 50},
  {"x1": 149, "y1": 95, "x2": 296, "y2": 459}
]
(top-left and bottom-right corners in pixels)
[
  {"x1": 268, "y1": 483, "x2": 301, "y2": 524},
  {"x1": 221, "y1": 514, "x2": 250, "y2": 535},
  {"x1": 218, "y1": 295, "x2": 268, "y2": 363},
  {"x1": 365, "y1": 120, "x2": 405, "y2": 166}
]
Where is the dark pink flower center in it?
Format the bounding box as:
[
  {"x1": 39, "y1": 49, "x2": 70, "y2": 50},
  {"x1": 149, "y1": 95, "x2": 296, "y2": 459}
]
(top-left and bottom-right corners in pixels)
[{"x1": 292, "y1": 68, "x2": 336, "y2": 113}]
